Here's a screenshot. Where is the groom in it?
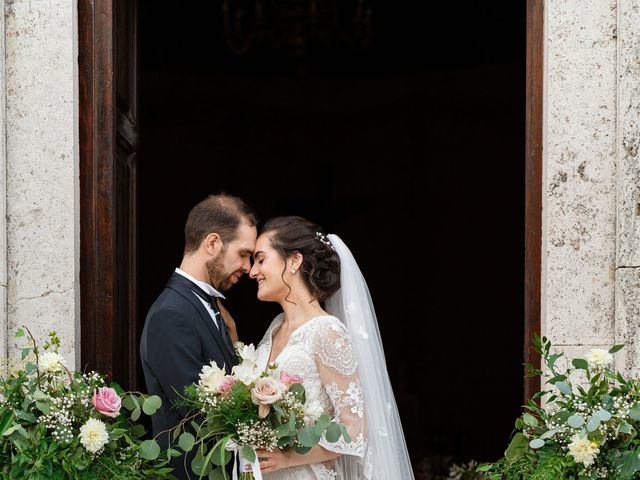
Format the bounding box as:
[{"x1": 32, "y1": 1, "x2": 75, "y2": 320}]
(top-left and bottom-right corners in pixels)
[{"x1": 140, "y1": 193, "x2": 257, "y2": 478}]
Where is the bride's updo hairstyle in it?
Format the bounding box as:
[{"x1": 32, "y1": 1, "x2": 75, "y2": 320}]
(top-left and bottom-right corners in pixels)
[{"x1": 261, "y1": 216, "x2": 341, "y2": 302}]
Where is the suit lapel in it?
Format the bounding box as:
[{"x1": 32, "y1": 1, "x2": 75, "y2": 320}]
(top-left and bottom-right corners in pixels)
[{"x1": 166, "y1": 276, "x2": 236, "y2": 371}]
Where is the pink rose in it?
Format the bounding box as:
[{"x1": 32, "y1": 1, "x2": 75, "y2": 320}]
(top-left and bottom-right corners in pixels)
[
  {"x1": 251, "y1": 377, "x2": 284, "y2": 418},
  {"x1": 218, "y1": 375, "x2": 236, "y2": 394},
  {"x1": 280, "y1": 371, "x2": 303, "y2": 386},
  {"x1": 92, "y1": 387, "x2": 122, "y2": 418}
]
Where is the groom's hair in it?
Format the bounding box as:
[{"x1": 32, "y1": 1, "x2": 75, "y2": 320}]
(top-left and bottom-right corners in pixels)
[{"x1": 184, "y1": 193, "x2": 257, "y2": 253}]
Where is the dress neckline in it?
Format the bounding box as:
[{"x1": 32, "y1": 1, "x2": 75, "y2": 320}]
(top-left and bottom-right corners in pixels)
[{"x1": 266, "y1": 314, "x2": 333, "y2": 365}]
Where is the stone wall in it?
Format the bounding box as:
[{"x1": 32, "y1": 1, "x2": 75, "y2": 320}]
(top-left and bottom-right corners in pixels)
[
  {"x1": 2, "y1": 0, "x2": 80, "y2": 369},
  {"x1": 614, "y1": 0, "x2": 640, "y2": 376},
  {"x1": 543, "y1": 0, "x2": 640, "y2": 376},
  {"x1": 543, "y1": 0, "x2": 618, "y2": 362}
]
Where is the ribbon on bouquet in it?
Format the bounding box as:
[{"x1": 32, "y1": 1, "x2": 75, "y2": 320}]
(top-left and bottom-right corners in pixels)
[{"x1": 225, "y1": 440, "x2": 264, "y2": 480}]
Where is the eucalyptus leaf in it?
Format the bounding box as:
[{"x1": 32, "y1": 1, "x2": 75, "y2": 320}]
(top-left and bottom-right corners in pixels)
[
  {"x1": 568, "y1": 414, "x2": 585, "y2": 429},
  {"x1": 298, "y1": 427, "x2": 321, "y2": 447},
  {"x1": 587, "y1": 416, "x2": 601, "y2": 432},
  {"x1": 179, "y1": 432, "x2": 196, "y2": 452},
  {"x1": 529, "y1": 438, "x2": 545, "y2": 449},
  {"x1": 131, "y1": 407, "x2": 141, "y2": 422},
  {"x1": 325, "y1": 422, "x2": 342, "y2": 443},
  {"x1": 140, "y1": 440, "x2": 161, "y2": 460},
  {"x1": 122, "y1": 395, "x2": 137, "y2": 411},
  {"x1": 241, "y1": 446, "x2": 256, "y2": 463},
  {"x1": 313, "y1": 415, "x2": 332, "y2": 436},
  {"x1": 142, "y1": 395, "x2": 162, "y2": 415},
  {"x1": 555, "y1": 381, "x2": 572, "y2": 395},
  {"x1": 629, "y1": 404, "x2": 640, "y2": 421}
]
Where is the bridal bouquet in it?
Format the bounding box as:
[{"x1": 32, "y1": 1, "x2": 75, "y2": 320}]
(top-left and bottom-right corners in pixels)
[
  {"x1": 169, "y1": 342, "x2": 351, "y2": 479},
  {"x1": 0, "y1": 328, "x2": 174, "y2": 479},
  {"x1": 479, "y1": 335, "x2": 640, "y2": 480}
]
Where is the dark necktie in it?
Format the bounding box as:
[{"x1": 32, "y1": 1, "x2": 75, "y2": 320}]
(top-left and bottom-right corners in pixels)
[{"x1": 188, "y1": 285, "x2": 235, "y2": 352}]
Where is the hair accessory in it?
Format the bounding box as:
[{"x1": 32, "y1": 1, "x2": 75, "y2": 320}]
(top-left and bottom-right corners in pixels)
[{"x1": 315, "y1": 232, "x2": 336, "y2": 251}]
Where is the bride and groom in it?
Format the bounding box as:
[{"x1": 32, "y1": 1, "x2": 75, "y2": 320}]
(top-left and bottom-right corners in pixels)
[{"x1": 140, "y1": 194, "x2": 414, "y2": 480}]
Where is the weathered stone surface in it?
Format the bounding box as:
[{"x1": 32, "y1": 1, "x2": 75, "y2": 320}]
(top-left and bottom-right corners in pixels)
[
  {"x1": 544, "y1": 0, "x2": 617, "y2": 345},
  {"x1": 4, "y1": 0, "x2": 79, "y2": 368},
  {"x1": 617, "y1": 0, "x2": 640, "y2": 267},
  {"x1": 615, "y1": 268, "x2": 640, "y2": 378},
  {"x1": 0, "y1": 0, "x2": 7, "y2": 363}
]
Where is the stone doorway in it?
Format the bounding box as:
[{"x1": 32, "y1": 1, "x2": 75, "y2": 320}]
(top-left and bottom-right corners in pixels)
[{"x1": 79, "y1": 0, "x2": 540, "y2": 470}]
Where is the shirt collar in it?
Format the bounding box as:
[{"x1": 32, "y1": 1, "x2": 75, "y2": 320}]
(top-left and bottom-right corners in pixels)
[{"x1": 175, "y1": 268, "x2": 226, "y2": 299}]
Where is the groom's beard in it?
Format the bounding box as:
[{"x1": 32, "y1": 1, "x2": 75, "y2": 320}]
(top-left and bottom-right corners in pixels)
[{"x1": 206, "y1": 250, "x2": 235, "y2": 291}]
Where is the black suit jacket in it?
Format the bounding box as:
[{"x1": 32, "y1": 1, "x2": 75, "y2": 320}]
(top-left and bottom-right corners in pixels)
[{"x1": 140, "y1": 272, "x2": 238, "y2": 478}]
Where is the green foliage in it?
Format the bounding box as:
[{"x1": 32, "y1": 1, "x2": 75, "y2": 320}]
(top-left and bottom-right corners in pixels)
[
  {"x1": 0, "y1": 327, "x2": 174, "y2": 479},
  {"x1": 479, "y1": 336, "x2": 640, "y2": 479}
]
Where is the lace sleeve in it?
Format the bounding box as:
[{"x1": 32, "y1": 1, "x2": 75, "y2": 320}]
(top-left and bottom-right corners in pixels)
[{"x1": 312, "y1": 318, "x2": 367, "y2": 458}]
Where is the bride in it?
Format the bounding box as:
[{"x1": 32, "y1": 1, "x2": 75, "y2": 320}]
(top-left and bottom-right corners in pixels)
[{"x1": 246, "y1": 216, "x2": 414, "y2": 480}]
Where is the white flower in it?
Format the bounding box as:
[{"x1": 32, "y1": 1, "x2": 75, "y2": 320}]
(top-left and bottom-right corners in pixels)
[
  {"x1": 585, "y1": 349, "x2": 613, "y2": 370},
  {"x1": 0, "y1": 392, "x2": 4, "y2": 404},
  {"x1": 79, "y1": 418, "x2": 109, "y2": 453},
  {"x1": 303, "y1": 400, "x2": 324, "y2": 422},
  {"x1": 568, "y1": 434, "x2": 600, "y2": 467},
  {"x1": 232, "y1": 361, "x2": 259, "y2": 385},
  {"x1": 199, "y1": 361, "x2": 226, "y2": 394},
  {"x1": 237, "y1": 343, "x2": 258, "y2": 364},
  {"x1": 39, "y1": 352, "x2": 66, "y2": 373}
]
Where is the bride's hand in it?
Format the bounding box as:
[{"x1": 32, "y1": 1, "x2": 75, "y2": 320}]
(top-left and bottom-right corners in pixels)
[
  {"x1": 253, "y1": 448, "x2": 291, "y2": 473},
  {"x1": 216, "y1": 299, "x2": 239, "y2": 344}
]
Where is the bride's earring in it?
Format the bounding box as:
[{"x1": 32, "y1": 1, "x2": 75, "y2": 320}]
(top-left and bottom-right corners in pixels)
[{"x1": 291, "y1": 268, "x2": 296, "y2": 274}]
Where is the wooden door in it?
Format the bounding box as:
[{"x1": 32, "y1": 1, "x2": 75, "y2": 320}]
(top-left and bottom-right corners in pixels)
[{"x1": 79, "y1": 0, "x2": 140, "y2": 391}]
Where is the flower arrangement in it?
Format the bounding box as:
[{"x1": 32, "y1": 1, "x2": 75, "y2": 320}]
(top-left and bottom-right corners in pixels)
[
  {"x1": 169, "y1": 342, "x2": 351, "y2": 479},
  {"x1": 479, "y1": 335, "x2": 640, "y2": 479},
  {"x1": 0, "y1": 328, "x2": 174, "y2": 479}
]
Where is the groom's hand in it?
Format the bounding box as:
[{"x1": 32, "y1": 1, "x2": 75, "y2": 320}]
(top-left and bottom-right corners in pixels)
[{"x1": 216, "y1": 299, "x2": 239, "y2": 344}]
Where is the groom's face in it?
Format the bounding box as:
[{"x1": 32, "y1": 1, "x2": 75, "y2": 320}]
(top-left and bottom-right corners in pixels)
[{"x1": 206, "y1": 221, "x2": 257, "y2": 291}]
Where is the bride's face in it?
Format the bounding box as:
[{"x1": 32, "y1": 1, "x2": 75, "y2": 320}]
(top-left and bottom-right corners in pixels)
[{"x1": 249, "y1": 234, "x2": 290, "y2": 302}]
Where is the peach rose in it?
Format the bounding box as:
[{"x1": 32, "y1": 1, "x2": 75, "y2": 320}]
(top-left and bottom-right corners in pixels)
[{"x1": 251, "y1": 377, "x2": 284, "y2": 418}]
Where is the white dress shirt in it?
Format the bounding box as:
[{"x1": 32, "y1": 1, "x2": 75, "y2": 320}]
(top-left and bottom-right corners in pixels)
[{"x1": 175, "y1": 268, "x2": 225, "y2": 330}]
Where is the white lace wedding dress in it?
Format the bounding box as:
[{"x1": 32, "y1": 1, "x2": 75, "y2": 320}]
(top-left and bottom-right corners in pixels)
[{"x1": 255, "y1": 313, "x2": 371, "y2": 480}]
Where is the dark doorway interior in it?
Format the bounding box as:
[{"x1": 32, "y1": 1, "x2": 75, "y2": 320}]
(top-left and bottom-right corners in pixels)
[{"x1": 137, "y1": 1, "x2": 525, "y2": 473}]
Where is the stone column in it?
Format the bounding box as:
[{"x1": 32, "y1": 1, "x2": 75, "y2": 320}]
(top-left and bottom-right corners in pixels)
[
  {"x1": 0, "y1": 0, "x2": 7, "y2": 363},
  {"x1": 543, "y1": 0, "x2": 618, "y2": 360},
  {"x1": 4, "y1": 0, "x2": 80, "y2": 369},
  {"x1": 614, "y1": 0, "x2": 640, "y2": 376}
]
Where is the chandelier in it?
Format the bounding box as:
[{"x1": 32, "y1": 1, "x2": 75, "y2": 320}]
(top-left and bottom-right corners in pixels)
[{"x1": 221, "y1": 0, "x2": 374, "y2": 56}]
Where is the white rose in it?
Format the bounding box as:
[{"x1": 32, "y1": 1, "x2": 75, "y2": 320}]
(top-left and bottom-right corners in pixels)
[
  {"x1": 232, "y1": 361, "x2": 260, "y2": 385},
  {"x1": 39, "y1": 352, "x2": 66, "y2": 373},
  {"x1": 199, "y1": 361, "x2": 226, "y2": 394},
  {"x1": 238, "y1": 344, "x2": 258, "y2": 364},
  {"x1": 585, "y1": 349, "x2": 613, "y2": 370},
  {"x1": 79, "y1": 418, "x2": 109, "y2": 453},
  {"x1": 303, "y1": 400, "x2": 324, "y2": 422},
  {"x1": 568, "y1": 434, "x2": 599, "y2": 467}
]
